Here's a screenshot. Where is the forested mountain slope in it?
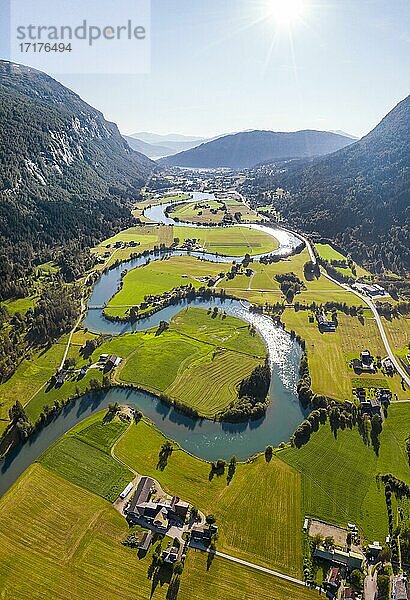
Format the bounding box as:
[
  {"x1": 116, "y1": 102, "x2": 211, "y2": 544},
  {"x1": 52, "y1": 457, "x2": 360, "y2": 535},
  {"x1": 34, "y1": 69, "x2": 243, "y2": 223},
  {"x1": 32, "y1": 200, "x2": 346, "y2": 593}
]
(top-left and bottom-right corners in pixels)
[
  {"x1": 0, "y1": 60, "x2": 155, "y2": 298},
  {"x1": 159, "y1": 129, "x2": 354, "y2": 169},
  {"x1": 249, "y1": 96, "x2": 410, "y2": 273}
]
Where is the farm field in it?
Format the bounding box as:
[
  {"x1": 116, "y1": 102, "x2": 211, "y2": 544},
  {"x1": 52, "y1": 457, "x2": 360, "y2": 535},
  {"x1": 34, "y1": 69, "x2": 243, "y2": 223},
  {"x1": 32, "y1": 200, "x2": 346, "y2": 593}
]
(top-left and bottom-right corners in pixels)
[
  {"x1": 105, "y1": 255, "x2": 225, "y2": 318},
  {"x1": 115, "y1": 418, "x2": 303, "y2": 577},
  {"x1": 0, "y1": 462, "x2": 315, "y2": 600},
  {"x1": 102, "y1": 308, "x2": 267, "y2": 418},
  {"x1": 279, "y1": 402, "x2": 410, "y2": 542},
  {"x1": 382, "y1": 315, "x2": 410, "y2": 360},
  {"x1": 180, "y1": 551, "x2": 320, "y2": 600},
  {"x1": 0, "y1": 336, "x2": 69, "y2": 433},
  {"x1": 93, "y1": 225, "x2": 174, "y2": 268},
  {"x1": 173, "y1": 225, "x2": 279, "y2": 256},
  {"x1": 39, "y1": 429, "x2": 132, "y2": 502},
  {"x1": 25, "y1": 358, "x2": 105, "y2": 423},
  {"x1": 0, "y1": 463, "x2": 172, "y2": 600},
  {"x1": 316, "y1": 243, "x2": 369, "y2": 278},
  {"x1": 216, "y1": 248, "x2": 363, "y2": 306},
  {"x1": 281, "y1": 310, "x2": 409, "y2": 400},
  {"x1": 169, "y1": 197, "x2": 264, "y2": 225}
]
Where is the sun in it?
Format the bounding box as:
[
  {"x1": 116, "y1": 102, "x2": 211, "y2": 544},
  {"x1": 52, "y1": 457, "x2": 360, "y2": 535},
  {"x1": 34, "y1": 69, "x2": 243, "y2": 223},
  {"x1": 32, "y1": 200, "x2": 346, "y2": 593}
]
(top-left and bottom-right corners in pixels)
[{"x1": 264, "y1": 0, "x2": 308, "y2": 26}]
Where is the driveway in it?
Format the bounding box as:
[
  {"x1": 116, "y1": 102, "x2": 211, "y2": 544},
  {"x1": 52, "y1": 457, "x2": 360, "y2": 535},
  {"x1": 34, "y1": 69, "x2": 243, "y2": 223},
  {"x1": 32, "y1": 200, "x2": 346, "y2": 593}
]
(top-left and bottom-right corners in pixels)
[{"x1": 364, "y1": 566, "x2": 378, "y2": 600}]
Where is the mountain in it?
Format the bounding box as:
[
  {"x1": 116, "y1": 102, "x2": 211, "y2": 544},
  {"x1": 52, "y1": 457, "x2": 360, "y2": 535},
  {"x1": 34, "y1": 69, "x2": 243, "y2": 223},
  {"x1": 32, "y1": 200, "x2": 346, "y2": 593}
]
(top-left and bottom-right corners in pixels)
[
  {"x1": 123, "y1": 135, "x2": 173, "y2": 158},
  {"x1": 255, "y1": 96, "x2": 410, "y2": 274},
  {"x1": 132, "y1": 132, "x2": 205, "y2": 144},
  {"x1": 0, "y1": 60, "x2": 155, "y2": 296},
  {"x1": 329, "y1": 130, "x2": 359, "y2": 140},
  {"x1": 158, "y1": 130, "x2": 355, "y2": 169},
  {"x1": 128, "y1": 132, "x2": 208, "y2": 155}
]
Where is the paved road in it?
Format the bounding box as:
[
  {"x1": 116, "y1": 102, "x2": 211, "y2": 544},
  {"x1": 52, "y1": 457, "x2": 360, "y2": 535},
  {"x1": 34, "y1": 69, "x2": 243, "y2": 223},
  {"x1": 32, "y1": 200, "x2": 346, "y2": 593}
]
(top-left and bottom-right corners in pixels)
[
  {"x1": 322, "y1": 270, "x2": 410, "y2": 388},
  {"x1": 191, "y1": 544, "x2": 319, "y2": 592},
  {"x1": 282, "y1": 224, "x2": 410, "y2": 387}
]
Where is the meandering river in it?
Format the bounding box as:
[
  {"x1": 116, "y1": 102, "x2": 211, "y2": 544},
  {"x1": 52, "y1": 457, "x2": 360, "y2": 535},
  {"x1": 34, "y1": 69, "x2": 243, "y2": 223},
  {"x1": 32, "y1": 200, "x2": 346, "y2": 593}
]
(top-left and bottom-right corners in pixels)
[{"x1": 0, "y1": 191, "x2": 308, "y2": 495}]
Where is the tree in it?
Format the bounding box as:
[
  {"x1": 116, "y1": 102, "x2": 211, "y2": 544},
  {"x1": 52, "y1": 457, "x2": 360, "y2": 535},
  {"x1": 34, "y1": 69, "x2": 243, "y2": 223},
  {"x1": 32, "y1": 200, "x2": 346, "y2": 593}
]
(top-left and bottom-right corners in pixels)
[
  {"x1": 377, "y1": 545, "x2": 392, "y2": 564},
  {"x1": 311, "y1": 533, "x2": 323, "y2": 550},
  {"x1": 227, "y1": 456, "x2": 237, "y2": 483},
  {"x1": 350, "y1": 569, "x2": 365, "y2": 590},
  {"x1": 206, "y1": 514, "x2": 216, "y2": 525},
  {"x1": 323, "y1": 536, "x2": 335, "y2": 549},
  {"x1": 264, "y1": 445, "x2": 273, "y2": 462},
  {"x1": 173, "y1": 561, "x2": 183, "y2": 576},
  {"x1": 377, "y1": 574, "x2": 391, "y2": 599}
]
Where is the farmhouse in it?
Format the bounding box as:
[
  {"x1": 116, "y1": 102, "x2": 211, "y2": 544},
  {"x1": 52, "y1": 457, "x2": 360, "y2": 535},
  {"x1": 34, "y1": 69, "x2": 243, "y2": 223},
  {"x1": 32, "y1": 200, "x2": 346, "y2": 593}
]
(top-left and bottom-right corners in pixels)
[
  {"x1": 191, "y1": 523, "x2": 218, "y2": 544},
  {"x1": 360, "y1": 350, "x2": 373, "y2": 368},
  {"x1": 106, "y1": 354, "x2": 122, "y2": 369},
  {"x1": 367, "y1": 541, "x2": 382, "y2": 559},
  {"x1": 327, "y1": 567, "x2": 341, "y2": 594},
  {"x1": 314, "y1": 546, "x2": 364, "y2": 571},
  {"x1": 138, "y1": 531, "x2": 153, "y2": 552},
  {"x1": 153, "y1": 507, "x2": 169, "y2": 530},
  {"x1": 128, "y1": 476, "x2": 155, "y2": 512},
  {"x1": 381, "y1": 357, "x2": 394, "y2": 374},
  {"x1": 161, "y1": 546, "x2": 180, "y2": 564},
  {"x1": 316, "y1": 311, "x2": 336, "y2": 332},
  {"x1": 350, "y1": 350, "x2": 375, "y2": 373}
]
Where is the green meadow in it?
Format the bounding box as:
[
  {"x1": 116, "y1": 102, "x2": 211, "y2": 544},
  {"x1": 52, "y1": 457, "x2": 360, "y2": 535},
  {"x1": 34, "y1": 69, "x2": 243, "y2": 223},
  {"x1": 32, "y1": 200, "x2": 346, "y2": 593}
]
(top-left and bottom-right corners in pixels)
[
  {"x1": 174, "y1": 224, "x2": 279, "y2": 256},
  {"x1": 279, "y1": 402, "x2": 410, "y2": 541},
  {"x1": 105, "y1": 255, "x2": 224, "y2": 317},
  {"x1": 102, "y1": 308, "x2": 267, "y2": 418},
  {"x1": 0, "y1": 461, "x2": 317, "y2": 600},
  {"x1": 39, "y1": 416, "x2": 132, "y2": 502}
]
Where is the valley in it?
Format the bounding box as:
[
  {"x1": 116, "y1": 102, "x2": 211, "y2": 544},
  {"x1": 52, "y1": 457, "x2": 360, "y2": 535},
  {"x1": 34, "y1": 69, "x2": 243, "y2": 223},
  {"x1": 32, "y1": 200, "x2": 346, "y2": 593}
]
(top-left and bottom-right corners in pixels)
[
  {"x1": 0, "y1": 46, "x2": 408, "y2": 600},
  {"x1": 0, "y1": 174, "x2": 409, "y2": 599}
]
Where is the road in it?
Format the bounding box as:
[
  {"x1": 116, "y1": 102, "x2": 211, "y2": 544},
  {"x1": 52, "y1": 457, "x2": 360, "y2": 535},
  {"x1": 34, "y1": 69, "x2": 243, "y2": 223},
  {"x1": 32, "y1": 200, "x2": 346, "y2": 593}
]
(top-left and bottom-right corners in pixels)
[
  {"x1": 364, "y1": 566, "x2": 378, "y2": 600},
  {"x1": 286, "y1": 223, "x2": 410, "y2": 389},
  {"x1": 58, "y1": 297, "x2": 86, "y2": 372},
  {"x1": 191, "y1": 544, "x2": 319, "y2": 592},
  {"x1": 322, "y1": 270, "x2": 410, "y2": 388}
]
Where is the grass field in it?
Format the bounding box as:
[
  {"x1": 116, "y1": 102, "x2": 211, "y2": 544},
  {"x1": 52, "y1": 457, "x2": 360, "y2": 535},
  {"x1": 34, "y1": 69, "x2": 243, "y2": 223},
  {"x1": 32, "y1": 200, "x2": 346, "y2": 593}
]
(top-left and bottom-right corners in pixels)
[
  {"x1": 216, "y1": 248, "x2": 363, "y2": 307},
  {"x1": 174, "y1": 225, "x2": 279, "y2": 256},
  {"x1": 281, "y1": 309, "x2": 408, "y2": 400},
  {"x1": 2, "y1": 294, "x2": 39, "y2": 315},
  {"x1": 115, "y1": 418, "x2": 303, "y2": 577},
  {"x1": 316, "y1": 243, "x2": 369, "y2": 278},
  {"x1": 0, "y1": 463, "x2": 171, "y2": 600},
  {"x1": 25, "y1": 360, "x2": 105, "y2": 423},
  {"x1": 105, "y1": 255, "x2": 225, "y2": 317},
  {"x1": 169, "y1": 197, "x2": 263, "y2": 225},
  {"x1": 93, "y1": 225, "x2": 174, "y2": 268},
  {"x1": 101, "y1": 308, "x2": 267, "y2": 418},
  {"x1": 382, "y1": 315, "x2": 410, "y2": 360},
  {"x1": 180, "y1": 551, "x2": 320, "y2": 600},
  {"x1": 0, "y1": 337, "x2": 68, "y2": 432},
  {"x1": 39, "y1": 416, "x2": 132, "y2": 502},
  {"x1": 0, "y1": 462, "x2": 316, "y2": 600},
  {"x1": 279, "y1": 402, "x2": 410, "y2": 542}
]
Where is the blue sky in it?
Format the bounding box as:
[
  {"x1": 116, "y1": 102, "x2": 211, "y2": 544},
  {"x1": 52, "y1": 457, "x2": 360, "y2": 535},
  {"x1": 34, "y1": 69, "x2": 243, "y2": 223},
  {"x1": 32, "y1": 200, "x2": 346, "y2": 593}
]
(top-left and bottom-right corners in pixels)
[{"x1": 2, "y1": 0, "x2": 409, "y2": 137}]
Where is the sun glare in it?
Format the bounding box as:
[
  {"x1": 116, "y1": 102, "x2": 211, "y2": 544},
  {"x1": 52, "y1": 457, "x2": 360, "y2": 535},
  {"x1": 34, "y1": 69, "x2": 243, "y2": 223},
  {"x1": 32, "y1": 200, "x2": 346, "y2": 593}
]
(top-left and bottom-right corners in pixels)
[{"x1": 264, "y1": 0, "x2": 308, "y2": 26}]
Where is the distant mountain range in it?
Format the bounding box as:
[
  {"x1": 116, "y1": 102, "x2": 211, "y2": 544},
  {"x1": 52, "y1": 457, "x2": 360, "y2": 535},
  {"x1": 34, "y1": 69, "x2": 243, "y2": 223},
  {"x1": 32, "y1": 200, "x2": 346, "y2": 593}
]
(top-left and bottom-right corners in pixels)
[
  {"x1": 0, "y1": 60, "x2": 155, "y2": 287},
  {"x1": 254, "y1": 96, "x2": 410, "y2": 273},
  {"x1": 158, "y1": 130, "x2": 355, "y2": 169},
  {"x1": 124, "y1": 132, "x2": 208, "y2": 158},
  {"x1": 329, "y1": 130, "x2": 359, "y2": 140}
]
